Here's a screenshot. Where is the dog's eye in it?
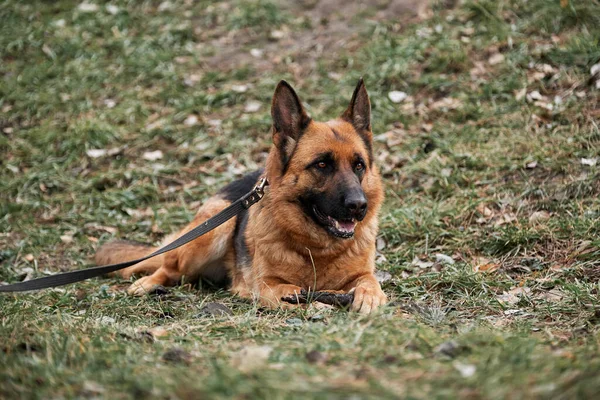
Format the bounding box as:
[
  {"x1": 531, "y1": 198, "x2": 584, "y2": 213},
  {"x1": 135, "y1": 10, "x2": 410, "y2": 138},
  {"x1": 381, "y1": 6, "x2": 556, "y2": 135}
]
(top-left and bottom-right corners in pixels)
[
  {"x1": 317, "y1": 161, "x2": 327, "y2": 169},
  {"x1": 355, "y1": 162, "x2": 365, "y2": 172}
]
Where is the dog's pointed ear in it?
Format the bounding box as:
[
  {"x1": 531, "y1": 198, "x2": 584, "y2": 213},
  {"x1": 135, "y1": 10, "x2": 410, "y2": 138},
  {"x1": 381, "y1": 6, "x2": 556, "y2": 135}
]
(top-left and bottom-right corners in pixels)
[
  {"x1": 271, "y1": 80, "x2": 310, "y2": 169},
  {"x1": 342, "y1": 78, "x2": 371, "y2": 132},
  {"x1": 342, "y1": 78, "x2": 373, "y2": 163}
]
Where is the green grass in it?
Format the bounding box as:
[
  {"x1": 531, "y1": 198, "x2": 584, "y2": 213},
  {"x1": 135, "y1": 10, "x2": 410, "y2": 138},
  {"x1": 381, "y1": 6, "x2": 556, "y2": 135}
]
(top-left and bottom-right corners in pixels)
[{"x1": 1, "y1": 0, "x2": 600, "y2": 398}]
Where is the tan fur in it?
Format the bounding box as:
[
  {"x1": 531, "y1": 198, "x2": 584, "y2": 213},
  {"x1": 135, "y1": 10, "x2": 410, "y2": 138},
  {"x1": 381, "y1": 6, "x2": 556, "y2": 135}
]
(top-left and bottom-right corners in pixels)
[{"x1": 96, "y1": 81, "x2": 386, "y2": 313}]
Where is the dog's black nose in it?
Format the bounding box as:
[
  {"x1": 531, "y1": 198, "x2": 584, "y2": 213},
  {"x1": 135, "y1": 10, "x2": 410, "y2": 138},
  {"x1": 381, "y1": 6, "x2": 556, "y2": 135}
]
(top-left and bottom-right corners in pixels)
[{"x1": 344, "y1": 191, "x2": 367, "y2": 217}]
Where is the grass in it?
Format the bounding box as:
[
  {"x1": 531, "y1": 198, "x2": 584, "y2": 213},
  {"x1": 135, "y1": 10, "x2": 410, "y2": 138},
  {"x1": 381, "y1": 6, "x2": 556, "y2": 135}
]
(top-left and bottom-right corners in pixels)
[{"x1": 1, "y1": 0, "x2": 600, "y2": 398}]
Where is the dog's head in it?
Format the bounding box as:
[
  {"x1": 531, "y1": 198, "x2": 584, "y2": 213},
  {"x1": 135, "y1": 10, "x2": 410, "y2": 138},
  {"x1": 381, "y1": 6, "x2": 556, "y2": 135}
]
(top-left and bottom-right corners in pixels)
[{"x1": 265, "y1": 79, "x2": 383, "y2": 242}]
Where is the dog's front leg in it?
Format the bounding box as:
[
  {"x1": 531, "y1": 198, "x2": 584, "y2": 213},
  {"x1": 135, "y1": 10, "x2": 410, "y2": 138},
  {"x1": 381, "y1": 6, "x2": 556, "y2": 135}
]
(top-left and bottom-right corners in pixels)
[
  {"x1": 257, "y1": 279, "x2": 304, "y2": 309},
  {"x1": 347, "y1": 274, "x2": 387, "y2": 314}
]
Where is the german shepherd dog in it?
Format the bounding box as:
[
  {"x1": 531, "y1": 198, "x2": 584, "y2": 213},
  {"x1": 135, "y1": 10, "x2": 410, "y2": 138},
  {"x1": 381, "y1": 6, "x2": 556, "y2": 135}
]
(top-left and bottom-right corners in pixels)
[{"x1": 95, "y1": 79, "x2": 387, "y2": 314}]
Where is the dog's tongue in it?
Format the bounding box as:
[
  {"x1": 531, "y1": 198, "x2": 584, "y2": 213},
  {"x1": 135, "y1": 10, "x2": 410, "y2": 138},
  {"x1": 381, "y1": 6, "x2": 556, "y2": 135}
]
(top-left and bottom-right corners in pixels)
[{"x1": 335, "y1": 219, "x2": 356, "y2": 233}]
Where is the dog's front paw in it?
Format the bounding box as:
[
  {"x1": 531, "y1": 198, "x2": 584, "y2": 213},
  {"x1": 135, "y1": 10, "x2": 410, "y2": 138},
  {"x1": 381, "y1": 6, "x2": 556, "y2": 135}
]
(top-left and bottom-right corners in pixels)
[
  {"x1": 127, "y1": 276, "x2": 161, "y2": 296},
  {"x1": 350, "y1": 286, "x2": 387, "y2": 314}
]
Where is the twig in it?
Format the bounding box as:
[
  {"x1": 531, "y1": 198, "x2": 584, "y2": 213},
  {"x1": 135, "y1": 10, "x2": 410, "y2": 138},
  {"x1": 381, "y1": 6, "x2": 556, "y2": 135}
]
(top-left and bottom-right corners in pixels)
[{"x1": 281, "y1": 289, "x2": 354, "y2": 308}]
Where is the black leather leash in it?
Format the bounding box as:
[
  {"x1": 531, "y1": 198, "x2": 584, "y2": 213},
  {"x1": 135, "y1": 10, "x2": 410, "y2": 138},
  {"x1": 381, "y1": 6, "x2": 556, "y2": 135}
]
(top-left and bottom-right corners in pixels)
[{"x1": 0, "y1": 178, "x2": 268, "y2": 293}]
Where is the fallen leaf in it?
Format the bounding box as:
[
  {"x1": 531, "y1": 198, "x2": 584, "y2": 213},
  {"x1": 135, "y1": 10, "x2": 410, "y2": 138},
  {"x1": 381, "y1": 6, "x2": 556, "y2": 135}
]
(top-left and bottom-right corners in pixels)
[
  {"x1": 98, "y1": 316, "x2": 116, "y2": 325},
  {"x1": 86, "y1": 147, "x2": 121, "y2": 158},
  {"x1": 525, "y1": 160, "x2": 538, "y2": 169},
  {"x1": 430, "y1": 97, "x2": 462, "y2": 111},
  {"x1": 244, "y1": 100, "x2": 261, "y2": 113},
  {"x1": 60, "y1": 234, "x2": 74, "y2": 244},
  {"x1": 104, "y1": 99, "x2": 116, "y2": 108},
  {"x1": 411, "y1": 256, "x2": 434, "y2": 269},
  {"x1": 158, "y1": 1, "x2": 173, "y2": 11},
  {"x1": 476, "y1": 203, "x2": 493, "y2": 218},
  {"x1": 591, "y1": 63, "x2": 600, "y2": 89},
  {"x1": 231, "y1": 84, "x2": 248, "y2": 93},
  {"x1": 435, "y1": 253, "x2": 455, "y2": 265},
  {"x1": 78, "y1": 3, "x2": 99, "y2": 12},
  {"x1": 250, "y1": 48, "x2": 264, "y2": 58},
  {"x1": 81, "y1": 381, "x2": 105, "y2": 395},
  {"x1": 231, "y1": 345, "x2": 273, "y2": 372},
  {"x1": 496, "y1": 287, "x2": 531, "y2": 305},
  {"x1": 504, "y1": 309, "x2": 523, "y2": 316},
  {"x1": 86, "y1": 224, "x2": 117, "y2": 234},
  {"x1": 86, "y1": 149, "x2": 107, "y2": 158},
  {"x1": 106, "y1": 4, "x2": 119, "y2": 14},
  {"x1": 16, "y1": 267, "x2": 34, "y2": 281},
  {"x1": 270, "y1": 29, "x2": 286, "y2": 40},
  {"x1": 494, "y1": 213, "x2": 517, "y2": 227},
  {"x1": 488, "y1": 53, "x2": 505, "y2": 65},
  {"x1": 538, "y1": 289, "x2": 564, "y2": 302},
  {"x1": 461, "y1": 27, "x2": 475, "y2": 36},
  {"x1": 376, "y1": 237, "x2": 387, "y2": 251},
  {"x1": 580, "y1": 158, "x2": 597, "y2": 167},
  {"x1": 42, "y1": 44, "x2": 55, "y2": 59},
  {"x1": 184, "y1": 115, "x2": 199, "y2": 126},
  {"x1": 196, "y1": 302, "x2": 233, "y2": 317},
  {"x1": 143, "y1": 150, "x2": 163, "y2": 161},
  {"x1": 146, "y1": 326, "x2": 168, "y2": 339},
  {"x1": 454, "y1": 362, "x2": 476, "y2": 378},
  {"x1": 529, "y1": 211, "x2": 551, "y2": 223},
  {"x1": 527, "y1": 90, "x2": 545, "y2": 102},
  {"x1": 473, "y1": 257, "x2": 499, "y2": 273},
  {"x1": 388, "y1": 91, "x2": 408, "y2": 103},
  {"x1": 184, "y1": 73, "x2": 202, "y2": 87},
  {"x1": 515, "y1": 88, "x2": 527, "y2": 101},
  {"x1": 375, "y1": 270, "x2": 392, "y2": 283},
  {"x1": 374, "y1": 129, "x2": 406, "y2": 147}
]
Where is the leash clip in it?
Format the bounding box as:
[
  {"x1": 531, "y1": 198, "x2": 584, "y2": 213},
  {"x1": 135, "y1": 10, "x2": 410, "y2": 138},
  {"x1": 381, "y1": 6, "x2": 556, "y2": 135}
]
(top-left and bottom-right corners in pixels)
[{"x1": 241, "y1": 177, "x2": 269, "y2": 209}]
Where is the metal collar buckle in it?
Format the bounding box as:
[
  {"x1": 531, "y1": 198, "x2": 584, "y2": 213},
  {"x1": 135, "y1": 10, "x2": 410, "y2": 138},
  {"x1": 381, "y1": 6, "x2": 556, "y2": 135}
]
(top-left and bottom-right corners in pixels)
[{"x1": 241, "y1": 177, "x2": 269, "y2": 209}]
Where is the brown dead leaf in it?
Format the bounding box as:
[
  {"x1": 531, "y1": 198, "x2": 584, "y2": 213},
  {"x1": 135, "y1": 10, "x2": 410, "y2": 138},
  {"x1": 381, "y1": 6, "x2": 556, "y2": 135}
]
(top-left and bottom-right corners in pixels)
[
  {"x1": 515, "y1": 88, "x2": 527, "y2": 101},
  {"x1": 537, "y1": 289, "x2": 564, "y2": 302},
  {"x1": 374, "y1": 129, "x2": 406, "y2": 148},
  {"x1": 488, "y1": 53, "x2": 505, "y2": 65},
  {"x1": 87, "y1": 225, "x2": 117, "y2": 234},
  {"x1": 529, "y1": 211, "x2": 551, "y2": 223},
  {"x1": 550, "y1": 264, "x2": 567, "y2": 272},
  {"x1": 146, "y1": 326, "x2": 168, "y2": 339},
  {"x1": 497, "y1": 287, "x2": 531, "y2": 305},
  {"x1": 494, "y1": 213, "x2": 517, "y2": 227},
  {"x1": 476, "y1": 203, "x2": 494, "y2": 218},
  {"x1": 430, "y1": 97, "x2": 463, "y2": 111},
  {"x1": 60, "y1": 234, "x2": 74, "y2": 244},
  {"x1": 525, "y1": 160, "x2": 538, "y2": 169},
  {"x1": 469, "y1": 61, "x2": 487, "y2": 79},
  {"x1": 473, "y1": 257, "x2": 500, "y2": 273}
]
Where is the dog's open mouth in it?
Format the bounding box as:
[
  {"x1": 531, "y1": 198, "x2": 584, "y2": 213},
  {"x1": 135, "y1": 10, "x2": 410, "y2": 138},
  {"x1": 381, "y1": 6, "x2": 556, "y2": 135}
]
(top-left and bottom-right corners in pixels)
[{"x1": 312, "y1": 205, "x2": 356, "y2": 239}]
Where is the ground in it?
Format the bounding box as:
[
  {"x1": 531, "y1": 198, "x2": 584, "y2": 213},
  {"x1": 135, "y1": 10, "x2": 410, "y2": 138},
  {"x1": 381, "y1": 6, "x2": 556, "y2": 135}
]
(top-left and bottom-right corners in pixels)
[{"x1": 1, "y1": 0, "x2": 600, "y2": 398}]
